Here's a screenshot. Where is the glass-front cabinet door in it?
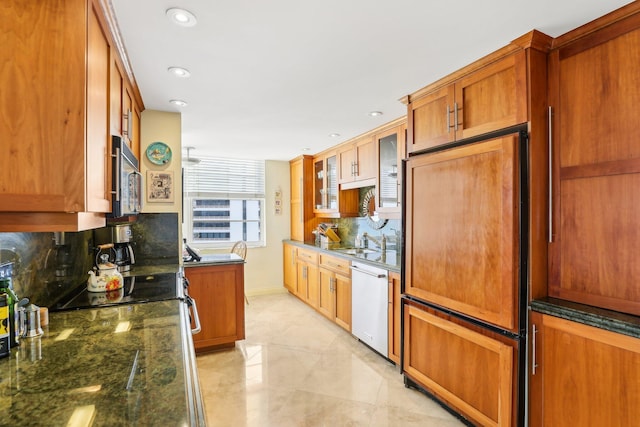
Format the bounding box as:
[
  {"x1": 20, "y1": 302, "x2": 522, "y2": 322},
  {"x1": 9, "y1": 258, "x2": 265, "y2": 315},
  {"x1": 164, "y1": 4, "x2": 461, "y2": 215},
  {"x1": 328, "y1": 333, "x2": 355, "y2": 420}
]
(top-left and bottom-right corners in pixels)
[
  {"x1": 326, "y1": 155, "x2": 338, "y2": 209},
  {"x1": 376, "y1": 123, "x2": 406, "y2": 218},
  {"x1": 314, "y1": 157, "x2": 324, "y2": 210}
]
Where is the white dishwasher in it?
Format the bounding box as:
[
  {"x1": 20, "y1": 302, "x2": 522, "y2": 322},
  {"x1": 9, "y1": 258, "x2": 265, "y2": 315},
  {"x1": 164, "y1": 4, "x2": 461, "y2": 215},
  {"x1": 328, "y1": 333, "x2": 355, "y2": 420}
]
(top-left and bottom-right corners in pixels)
[{"x1": 351, "y1": 261, "x2": 388, "y2": 357}]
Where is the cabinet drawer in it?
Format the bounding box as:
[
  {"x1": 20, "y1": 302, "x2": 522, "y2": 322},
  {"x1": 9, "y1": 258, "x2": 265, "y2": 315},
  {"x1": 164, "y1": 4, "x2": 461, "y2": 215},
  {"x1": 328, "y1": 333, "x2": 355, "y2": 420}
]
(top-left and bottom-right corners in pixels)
[
  {"x1": 403, "y1": 302, "x2": 516, "y2": 427},
  {"x1": 319, "y1": 253, "x2": 350, "y2": 276},
  {"x1": 296, "y1": 247, "x2": 319, "y2": 264}
]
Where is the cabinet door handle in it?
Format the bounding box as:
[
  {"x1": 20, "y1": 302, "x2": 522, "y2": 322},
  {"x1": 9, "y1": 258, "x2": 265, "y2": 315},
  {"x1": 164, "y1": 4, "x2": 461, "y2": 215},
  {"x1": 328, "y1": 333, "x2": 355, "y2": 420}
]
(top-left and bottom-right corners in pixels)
[
  {"x1": 453, "y1": 102, "x2": 459, "y2": 132},
  {"x1": 354, "y1": 161, "x2": 359, "y2": 176},
  {"x1": 446, "y1": 104, "x2": 451, "y2": 132},
  {"x1": 548, "y1": 106, "x2": 554, "y2": 243},
  {"x1": 532, "y1": 323, "x2": 539, "y2": 375}
]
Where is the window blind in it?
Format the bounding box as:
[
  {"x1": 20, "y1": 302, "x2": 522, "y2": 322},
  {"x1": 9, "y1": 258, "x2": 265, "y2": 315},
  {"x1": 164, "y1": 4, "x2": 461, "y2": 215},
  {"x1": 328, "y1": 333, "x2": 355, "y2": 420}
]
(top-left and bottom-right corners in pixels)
[{"x1": 184, "y1": 157, "x2": 265, "y2": 198}]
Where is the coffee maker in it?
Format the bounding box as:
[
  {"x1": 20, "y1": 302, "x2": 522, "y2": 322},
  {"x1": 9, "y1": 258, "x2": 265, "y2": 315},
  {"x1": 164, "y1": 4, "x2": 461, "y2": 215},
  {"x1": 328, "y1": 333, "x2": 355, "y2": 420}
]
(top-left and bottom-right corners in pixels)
[{"x1": 93, "y1": 224, "x2": 135, "y2": 272}]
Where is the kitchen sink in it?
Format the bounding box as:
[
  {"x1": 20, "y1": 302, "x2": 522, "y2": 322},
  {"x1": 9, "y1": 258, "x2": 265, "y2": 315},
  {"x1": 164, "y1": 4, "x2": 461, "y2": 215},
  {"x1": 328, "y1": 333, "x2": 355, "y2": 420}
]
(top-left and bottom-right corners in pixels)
[{"x1": 333, "y1": 248, "x2": 379, "y2": 255}]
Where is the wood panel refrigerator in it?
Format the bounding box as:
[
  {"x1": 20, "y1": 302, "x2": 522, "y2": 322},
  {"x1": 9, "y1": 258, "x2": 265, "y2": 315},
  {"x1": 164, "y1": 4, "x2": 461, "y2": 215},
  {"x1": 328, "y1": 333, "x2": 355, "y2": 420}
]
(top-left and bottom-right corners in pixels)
[{"x1": 402, "y1": 126, "x2": 529, "y2": 427}]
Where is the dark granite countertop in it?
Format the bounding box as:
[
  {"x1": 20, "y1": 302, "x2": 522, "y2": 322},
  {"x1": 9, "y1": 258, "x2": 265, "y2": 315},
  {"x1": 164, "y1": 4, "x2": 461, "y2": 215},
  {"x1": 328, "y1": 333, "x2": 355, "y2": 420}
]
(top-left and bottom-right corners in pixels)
[
  {"x1": 0, "y1": 300, "x2": 200, "y2": 426},
  {"x1": 284, "y1": 240, "x2": 401, "y2": 273},
  {"x1": 531, "y1": 297, "x2": 640, "y2": 339},
  {"x1": 183, "y1": 253, "x2": 245, "y2": 268},
  {"x1": 122, "y1": 263, "x2": 181, "y2": 277}
]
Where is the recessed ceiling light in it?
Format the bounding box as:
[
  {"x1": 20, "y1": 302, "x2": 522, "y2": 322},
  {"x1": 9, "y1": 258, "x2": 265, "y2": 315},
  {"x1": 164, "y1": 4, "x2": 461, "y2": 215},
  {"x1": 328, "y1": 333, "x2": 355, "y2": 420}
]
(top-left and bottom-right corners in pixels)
[
  {"x1": 170, "y1": 99, "x2": 188, "y2": 107},
  {"x1": 369, "y1": 111, "x2": 383, "y2": 117},
  {"x1": 302, "y1": 148, "x2": 310, "y2": 151},
  {"x1": 166, "y1": 8, "x2": 197, "y2": 27},
  {"x1": 168, "y1": 66, "x2": 191, "y2": 78},
  {"x1": 329, "y1": 133, "x2": 340, "y2": 138}
]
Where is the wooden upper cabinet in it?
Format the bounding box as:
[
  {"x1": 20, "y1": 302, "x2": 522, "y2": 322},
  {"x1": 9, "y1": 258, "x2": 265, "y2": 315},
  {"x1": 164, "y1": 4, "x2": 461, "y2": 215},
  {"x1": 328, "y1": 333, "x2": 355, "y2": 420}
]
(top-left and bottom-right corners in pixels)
[
  {"x1": 338, "y1": 136, "x2": 376, "y2": 189},
  {"x1": 313, "y1": 151, "x2": 359, "y2": 218},
  {"x1": 407, "y1": 49, "x2": 527, "y2": 154},
  {"x1": 376, "y1": 121, "x2": 406, "y2": 218},
  {"x1": 548, "y1": 10, "x2": 640, "y2": 315},
  {"x1": 407, "y1": 86, "x2": 454, "y2": 152},
  {"x1": 405, "y1": 133, "x2": 520, "y2": 331},
  {"x1": 0, "y1": 0, "x2": 143, "y2": 232},
  {"x1": 0, "y1": 0, "x2": 109, "y2": 231}
]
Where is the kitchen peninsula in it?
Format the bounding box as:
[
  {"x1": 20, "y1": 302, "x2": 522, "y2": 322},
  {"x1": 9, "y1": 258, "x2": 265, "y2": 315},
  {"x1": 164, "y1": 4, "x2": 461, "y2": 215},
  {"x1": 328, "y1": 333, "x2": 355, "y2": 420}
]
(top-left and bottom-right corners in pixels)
[{"x1": 183, "y1": 254, "x2": 246, "y2": 352}]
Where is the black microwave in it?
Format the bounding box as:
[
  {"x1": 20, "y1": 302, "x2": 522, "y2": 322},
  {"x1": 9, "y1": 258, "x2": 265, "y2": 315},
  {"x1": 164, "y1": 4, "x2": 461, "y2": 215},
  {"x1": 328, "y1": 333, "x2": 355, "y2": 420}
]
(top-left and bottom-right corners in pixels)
[{"x1": 109, "y1": 135, "x2": 142, "y2": 218}]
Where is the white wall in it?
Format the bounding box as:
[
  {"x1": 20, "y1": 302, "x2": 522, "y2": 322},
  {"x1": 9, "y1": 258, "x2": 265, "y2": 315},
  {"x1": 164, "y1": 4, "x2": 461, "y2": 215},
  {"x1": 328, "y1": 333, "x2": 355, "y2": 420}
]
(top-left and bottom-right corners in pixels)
[
  {"x1": 140, "y1": 110, "x2": 182, "y2": 226},
  {"x1": 195, "y1": 160, "x2": 291, "y2": 295},
  {"x1": 140, "y1": 110, "x2": 289, "y2": 295}
]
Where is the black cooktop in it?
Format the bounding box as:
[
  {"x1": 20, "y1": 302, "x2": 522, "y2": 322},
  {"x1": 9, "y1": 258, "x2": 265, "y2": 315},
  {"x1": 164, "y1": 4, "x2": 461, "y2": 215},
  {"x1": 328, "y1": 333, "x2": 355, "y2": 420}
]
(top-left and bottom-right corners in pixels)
[{"x1": 51, "y1": 272, "x2": 182, "y2": 312}]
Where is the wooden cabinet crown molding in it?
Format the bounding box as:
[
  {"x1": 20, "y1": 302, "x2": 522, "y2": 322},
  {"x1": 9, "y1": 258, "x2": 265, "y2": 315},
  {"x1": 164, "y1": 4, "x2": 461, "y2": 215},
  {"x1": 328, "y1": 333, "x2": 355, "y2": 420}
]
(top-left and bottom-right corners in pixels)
[
  {"x1": 405, "y1": 30, "x2": 552, "y2": 104},
  {"x1": 551, "y1": 1, "x2": 640, "y2": 49},
  {"x1": 94, "y1": 0, "x2": 144, "y2": 109}
]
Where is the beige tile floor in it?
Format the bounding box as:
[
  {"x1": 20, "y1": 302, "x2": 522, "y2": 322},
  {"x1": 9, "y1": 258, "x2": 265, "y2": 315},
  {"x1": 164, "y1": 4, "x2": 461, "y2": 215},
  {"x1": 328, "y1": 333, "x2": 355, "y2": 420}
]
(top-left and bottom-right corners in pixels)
[{"x1": 196, "y1": 292, "x2": 467, "y2": 427}]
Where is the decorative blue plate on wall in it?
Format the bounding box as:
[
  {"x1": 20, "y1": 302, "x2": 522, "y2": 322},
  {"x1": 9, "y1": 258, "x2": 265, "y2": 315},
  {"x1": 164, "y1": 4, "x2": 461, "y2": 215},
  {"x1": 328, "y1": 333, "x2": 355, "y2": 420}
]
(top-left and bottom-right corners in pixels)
[{"x1": 146, "y1": 142, "x2": 172, "y2": 165}]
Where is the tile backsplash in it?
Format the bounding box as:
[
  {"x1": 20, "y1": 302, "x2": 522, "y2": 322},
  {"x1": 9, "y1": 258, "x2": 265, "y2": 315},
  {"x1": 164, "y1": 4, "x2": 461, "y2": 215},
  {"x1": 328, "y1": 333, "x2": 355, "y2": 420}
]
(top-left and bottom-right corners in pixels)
[{"x1": 0, "y1": 213, "x2": 180, "y2": 309}]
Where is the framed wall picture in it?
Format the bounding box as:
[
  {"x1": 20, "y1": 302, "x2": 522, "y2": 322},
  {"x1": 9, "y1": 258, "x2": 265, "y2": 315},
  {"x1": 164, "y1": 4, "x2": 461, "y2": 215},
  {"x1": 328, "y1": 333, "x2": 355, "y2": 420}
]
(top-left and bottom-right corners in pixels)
[{"x1": 147, "y1": 170, "x2": 174, "y2": 203}]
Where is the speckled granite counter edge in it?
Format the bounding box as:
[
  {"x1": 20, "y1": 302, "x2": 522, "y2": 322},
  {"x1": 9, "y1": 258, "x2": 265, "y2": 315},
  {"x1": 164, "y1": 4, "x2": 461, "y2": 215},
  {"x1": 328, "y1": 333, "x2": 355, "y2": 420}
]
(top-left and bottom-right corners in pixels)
[
  {"x1": 531, "y1": 297, "x2": 640, "y2": 339},
  {"x1": 283, "y1": 239, "x2": 401, "y2": 273},
  {"x1": 183, "y1": 260, "x2": 245, "y2": 268}
]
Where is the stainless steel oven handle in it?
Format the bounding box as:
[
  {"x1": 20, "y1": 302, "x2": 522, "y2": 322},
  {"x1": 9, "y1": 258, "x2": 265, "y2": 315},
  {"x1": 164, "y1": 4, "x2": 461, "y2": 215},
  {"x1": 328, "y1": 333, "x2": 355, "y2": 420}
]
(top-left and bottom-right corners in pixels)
[
  {"x1": 350, "y1": 265, "x2": 386, "y2": 278},
  {"x1": 187, "y1": 296, "x2": 202, "y2": 335}
]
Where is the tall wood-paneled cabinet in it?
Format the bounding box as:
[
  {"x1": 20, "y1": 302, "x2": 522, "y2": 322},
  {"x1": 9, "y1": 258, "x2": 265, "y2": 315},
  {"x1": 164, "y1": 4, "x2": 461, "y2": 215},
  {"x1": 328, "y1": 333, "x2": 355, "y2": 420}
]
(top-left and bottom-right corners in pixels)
[
  {"x1": 0, "y1": 0, "x2": 143, "y2": 232},
  {"x1": 528, "y1": 5, "x2": 640, "y2": 426},
  {"x1": 547, "y1": 7, "x2": 640, "y2": 316},
  {"x1": 290, "y1": 155, "x2": 317, "y2": 242}
]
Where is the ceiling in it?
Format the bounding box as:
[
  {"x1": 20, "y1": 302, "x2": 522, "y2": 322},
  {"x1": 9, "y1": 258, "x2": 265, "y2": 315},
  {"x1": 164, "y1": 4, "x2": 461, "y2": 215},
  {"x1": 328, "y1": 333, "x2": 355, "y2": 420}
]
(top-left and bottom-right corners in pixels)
[{"x1": 110, "y1": 0, "x2": 633, "y2": 161}]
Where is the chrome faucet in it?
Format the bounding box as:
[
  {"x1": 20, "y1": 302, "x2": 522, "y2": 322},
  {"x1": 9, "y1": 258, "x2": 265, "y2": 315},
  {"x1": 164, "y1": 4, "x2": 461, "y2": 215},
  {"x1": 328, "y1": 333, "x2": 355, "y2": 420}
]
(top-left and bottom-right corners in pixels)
[{"x1": 362, "y1": 232, "x2": 386, "y2": 251}]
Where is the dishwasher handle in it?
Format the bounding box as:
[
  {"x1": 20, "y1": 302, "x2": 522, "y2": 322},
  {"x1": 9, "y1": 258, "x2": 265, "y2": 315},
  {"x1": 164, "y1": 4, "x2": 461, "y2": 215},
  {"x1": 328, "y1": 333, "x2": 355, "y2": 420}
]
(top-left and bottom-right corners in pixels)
[{"x1": 350, "y1": 264, "x2": 387, "y2": 278}]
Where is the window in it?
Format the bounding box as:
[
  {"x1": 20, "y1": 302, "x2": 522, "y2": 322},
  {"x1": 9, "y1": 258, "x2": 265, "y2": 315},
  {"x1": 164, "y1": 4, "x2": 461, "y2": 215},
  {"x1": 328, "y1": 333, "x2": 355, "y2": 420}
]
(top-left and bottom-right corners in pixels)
[{"x1": 183, "y1": 157, "x2": 265, "y2": 248}]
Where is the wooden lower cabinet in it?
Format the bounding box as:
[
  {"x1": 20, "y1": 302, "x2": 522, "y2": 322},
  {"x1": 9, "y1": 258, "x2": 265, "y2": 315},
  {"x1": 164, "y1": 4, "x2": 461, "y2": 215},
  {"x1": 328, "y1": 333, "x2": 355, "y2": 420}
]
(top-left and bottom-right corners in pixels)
[
  {"x1": 184, "y1": 263, "x2": 245, "y2": 352},
  {"x1": 283, "y1": 242, "x2": 297, "y2": 293},
  {"x1": 388, "y1": 271, "x2": 401, "y2": 364},
  {"x1": 403, "y1": 300, "x2": 519, "y2": 426},
  {"x1": 318, "y1": 253, "x2": 352, "y2": 332},
  {"x1": 296, "y1": 249, "x2": 319, "y2": 309},
  {"x1": 529, "y1": 311, "x2": 640, "y2": 427}
]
